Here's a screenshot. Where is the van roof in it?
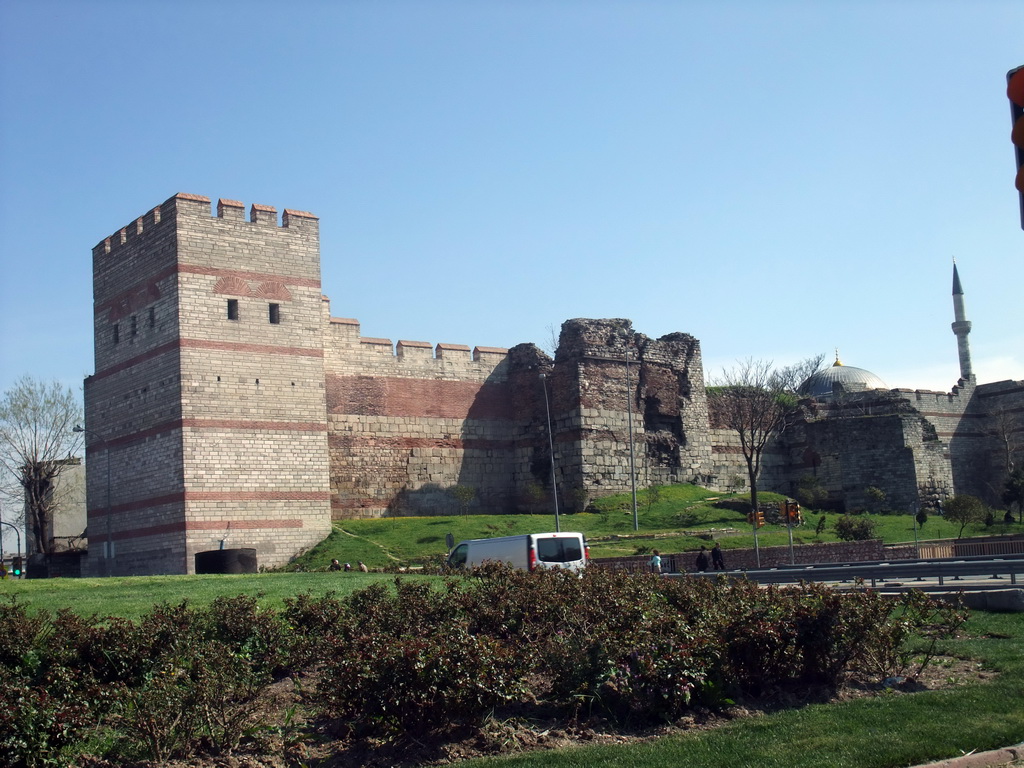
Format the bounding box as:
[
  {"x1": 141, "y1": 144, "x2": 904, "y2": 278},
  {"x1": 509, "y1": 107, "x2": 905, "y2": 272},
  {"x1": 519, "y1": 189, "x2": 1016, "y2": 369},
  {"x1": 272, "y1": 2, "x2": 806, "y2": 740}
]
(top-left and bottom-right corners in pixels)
[{"x1": 457, "y1": 531, "x2": 585, "y2": 544}]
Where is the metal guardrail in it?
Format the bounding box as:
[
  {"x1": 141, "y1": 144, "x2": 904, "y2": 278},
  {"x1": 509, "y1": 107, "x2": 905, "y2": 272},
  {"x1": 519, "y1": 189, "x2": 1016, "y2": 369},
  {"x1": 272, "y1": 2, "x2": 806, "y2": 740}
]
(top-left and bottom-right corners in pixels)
[{"x1": 674, "y1": 555, "x2": 1024, "y2": 589}]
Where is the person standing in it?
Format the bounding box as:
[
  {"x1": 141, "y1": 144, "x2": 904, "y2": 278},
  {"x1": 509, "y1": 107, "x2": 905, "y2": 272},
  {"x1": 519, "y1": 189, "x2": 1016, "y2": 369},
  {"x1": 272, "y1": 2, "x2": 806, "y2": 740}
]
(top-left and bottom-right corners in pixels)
[
  {"x1": 649, "y1": 549, "x2": 662, "y2": 574},
  {"x1": 695, "y1": 546, "x2": 710, "y2": 572},
  {"x1": 711, "y1": 542, "x2": 726, "y2": 571}
]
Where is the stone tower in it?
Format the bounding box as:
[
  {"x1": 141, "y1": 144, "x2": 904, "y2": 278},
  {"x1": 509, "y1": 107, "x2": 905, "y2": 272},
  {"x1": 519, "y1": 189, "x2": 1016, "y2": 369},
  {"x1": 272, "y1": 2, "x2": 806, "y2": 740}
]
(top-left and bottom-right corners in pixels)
[
  {"x1": 951, "y1": 260, "x2": 974, "y2": 382},
  {"x1": 83, "y1": 194, "x2": 332, "y2": 575},
  {"x1": 551, "y1": 319, "x2": 713, "y2": 500}
]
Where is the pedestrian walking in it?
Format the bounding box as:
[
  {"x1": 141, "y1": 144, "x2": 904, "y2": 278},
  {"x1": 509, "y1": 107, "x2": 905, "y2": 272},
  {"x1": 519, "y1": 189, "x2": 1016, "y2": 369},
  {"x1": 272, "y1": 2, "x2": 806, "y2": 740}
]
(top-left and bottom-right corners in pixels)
[
  {"x1": 649, "y1": 549, "x2": 662, "y2": 574},
  {"x1": 711, "y1": 542, "x2": 726, "y2": 571}
]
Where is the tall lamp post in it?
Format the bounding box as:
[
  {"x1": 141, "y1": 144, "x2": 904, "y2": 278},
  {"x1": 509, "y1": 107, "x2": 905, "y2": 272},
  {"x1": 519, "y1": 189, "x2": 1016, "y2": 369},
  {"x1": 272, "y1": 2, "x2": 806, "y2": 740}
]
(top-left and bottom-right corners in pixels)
[
  {"x1": 539, "y1": 373, "x2": 560, "y2": 532},
  {"x1": 72, "y1": 425, "x2": 113, "y2": 576},
  {"x1": 0, "y1": 507, "x2": 23, "y2": 577},
  {"x1": 625, "y1": 347, "x2": 638, "y2": 531}
]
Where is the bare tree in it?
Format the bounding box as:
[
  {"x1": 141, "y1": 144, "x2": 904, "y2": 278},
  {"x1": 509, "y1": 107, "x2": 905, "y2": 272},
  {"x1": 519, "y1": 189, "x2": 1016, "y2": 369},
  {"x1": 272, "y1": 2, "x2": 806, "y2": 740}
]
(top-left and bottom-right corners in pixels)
[
  {"x1": 987, "y1": 405, "x2": 1021, "y2": 476},
  {"x1": 708, "y1": 355, "x2": 824, "y2": 512},
  {"x1": 0, "y1": 377, "x2": 83, "y2": 555}
]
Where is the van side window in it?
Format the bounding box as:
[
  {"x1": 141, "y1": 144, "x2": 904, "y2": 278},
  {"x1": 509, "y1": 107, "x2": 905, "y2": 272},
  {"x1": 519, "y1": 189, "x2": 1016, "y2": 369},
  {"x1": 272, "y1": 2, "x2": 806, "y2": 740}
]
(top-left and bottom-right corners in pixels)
[
  {"x1": 537, "y1": 538, "x2": 583, "y2": 563},
  {"x1": 448, "y1": 543, "x2": 468, "y2": 568}
]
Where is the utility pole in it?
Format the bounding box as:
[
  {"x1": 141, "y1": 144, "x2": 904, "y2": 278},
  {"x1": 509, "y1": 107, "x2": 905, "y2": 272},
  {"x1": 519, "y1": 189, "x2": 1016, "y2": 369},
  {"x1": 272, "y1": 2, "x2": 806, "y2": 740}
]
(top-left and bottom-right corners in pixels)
[
  {"x1": 540, "y1": 374, "x2": 560, "y2": 532},
  {"x1": 625, "y1": 346, "x2": 638, "y2": 531}
]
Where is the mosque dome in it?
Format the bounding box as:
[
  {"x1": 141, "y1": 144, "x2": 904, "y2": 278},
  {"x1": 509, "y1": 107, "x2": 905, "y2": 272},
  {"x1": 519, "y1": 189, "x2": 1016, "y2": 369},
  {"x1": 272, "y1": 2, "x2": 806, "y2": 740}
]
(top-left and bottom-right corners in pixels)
[{"x1": 798, "y1": 353, "x2": 888, "y2": 400}]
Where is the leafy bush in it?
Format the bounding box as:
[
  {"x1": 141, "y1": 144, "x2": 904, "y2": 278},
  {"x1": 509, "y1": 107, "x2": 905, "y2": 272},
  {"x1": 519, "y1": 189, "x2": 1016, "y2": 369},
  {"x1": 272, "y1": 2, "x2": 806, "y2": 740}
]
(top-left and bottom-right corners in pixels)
[
  {"x1": 834, "y1": 514, "x2": 877, "y2": 541},
  {"x1": 0, "y1": 571, "x2": 967, "y2": 764},
  {"x1": 796, "y1": 475, "x2": 829, "y2": 508},
  {"x1": 865, "y1": 486, "x2": 887, "y2": 513},
  {"x1": 314, "y1": 622, "x2": 528, "y2": 734}
]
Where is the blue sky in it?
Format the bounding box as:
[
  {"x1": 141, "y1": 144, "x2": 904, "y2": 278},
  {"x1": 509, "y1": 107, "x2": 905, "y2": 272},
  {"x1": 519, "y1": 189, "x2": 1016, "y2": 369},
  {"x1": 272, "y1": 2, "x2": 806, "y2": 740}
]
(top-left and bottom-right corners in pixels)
[{"x1": 1, "y1": 0, "x2": 1023, "y2": 405}]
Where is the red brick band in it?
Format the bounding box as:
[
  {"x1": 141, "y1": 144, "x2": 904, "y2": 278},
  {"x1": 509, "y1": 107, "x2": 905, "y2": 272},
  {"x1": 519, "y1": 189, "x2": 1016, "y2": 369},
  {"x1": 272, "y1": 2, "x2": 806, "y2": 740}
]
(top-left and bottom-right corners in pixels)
[
  {"x1": 108, "y1": 518, "x2": 306, "y2": 542},
  {"x1": 91, "y1": 337, "x2": 324, "y2": 381},
  {"x1": 88, "y1": 490, "x2": 331, "y2": 517}
]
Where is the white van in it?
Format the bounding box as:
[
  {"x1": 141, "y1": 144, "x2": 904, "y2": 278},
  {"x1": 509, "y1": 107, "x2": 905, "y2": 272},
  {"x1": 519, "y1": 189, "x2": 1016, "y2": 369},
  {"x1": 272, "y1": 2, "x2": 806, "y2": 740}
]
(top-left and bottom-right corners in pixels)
[{"x1": 446, "y1": 532, "x2": 589, "y2": 572}]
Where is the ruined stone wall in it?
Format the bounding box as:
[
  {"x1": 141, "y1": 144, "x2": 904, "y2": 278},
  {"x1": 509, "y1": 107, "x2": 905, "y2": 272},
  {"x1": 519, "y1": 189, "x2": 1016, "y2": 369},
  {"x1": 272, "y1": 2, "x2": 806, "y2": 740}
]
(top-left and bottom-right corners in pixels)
[
  {"x1": 551, "y1": 319, "x2": 713, "y2": 502},
  {"x1": 85, "y1": 196, "x2": 1017, "y2": 576},
  {"x1": 965, "y1": 381, "x2": 1024, "y2": 503},
  {"x1": 802, "y1": 414, "x2": 945, "y2": 512},
  {"x1": 891, "y1": 380, "x2": 1024, "y2": 506}
]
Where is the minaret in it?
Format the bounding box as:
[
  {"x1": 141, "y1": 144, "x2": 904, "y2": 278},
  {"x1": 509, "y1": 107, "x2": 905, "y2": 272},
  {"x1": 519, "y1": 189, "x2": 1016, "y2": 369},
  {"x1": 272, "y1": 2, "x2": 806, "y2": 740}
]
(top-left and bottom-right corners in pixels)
[{"x1": 951, "y1": 260, "x2": 974, "y2": 381}]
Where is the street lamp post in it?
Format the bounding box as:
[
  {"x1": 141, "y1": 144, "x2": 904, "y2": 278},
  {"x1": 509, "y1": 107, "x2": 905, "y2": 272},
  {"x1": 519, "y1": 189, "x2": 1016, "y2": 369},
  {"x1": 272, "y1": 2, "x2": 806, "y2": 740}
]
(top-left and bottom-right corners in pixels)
[
  {"x1": 0, "y1": 508, "x2": 23, "y2": 578},
  {"x1": 73, "y1": 425, "x2": 113, "y2": 576},
  {"x1": 539, "y1": 374, "x2": 560, "y2": 532},
  {"x1": 625, "y1": 347, "x2": 638, "y2": 532}
]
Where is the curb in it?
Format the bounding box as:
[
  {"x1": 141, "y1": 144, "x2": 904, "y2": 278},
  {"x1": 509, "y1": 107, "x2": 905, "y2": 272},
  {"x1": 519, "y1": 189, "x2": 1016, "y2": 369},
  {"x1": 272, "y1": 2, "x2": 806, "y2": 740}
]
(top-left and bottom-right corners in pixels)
[{"x1": 913, "y1": 745, "x2": 1024, "y2": 768}]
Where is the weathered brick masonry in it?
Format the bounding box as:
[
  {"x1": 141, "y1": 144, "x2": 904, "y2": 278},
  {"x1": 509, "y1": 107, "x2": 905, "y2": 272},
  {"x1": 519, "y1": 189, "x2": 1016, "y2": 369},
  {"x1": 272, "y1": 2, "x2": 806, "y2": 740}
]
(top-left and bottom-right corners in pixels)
[
  {"x1": 84, "y1": 194, "x2": 332, "y2": 575},
  {"x1": 81, "y1": 194, "x2": 1023, "y2": 575}
]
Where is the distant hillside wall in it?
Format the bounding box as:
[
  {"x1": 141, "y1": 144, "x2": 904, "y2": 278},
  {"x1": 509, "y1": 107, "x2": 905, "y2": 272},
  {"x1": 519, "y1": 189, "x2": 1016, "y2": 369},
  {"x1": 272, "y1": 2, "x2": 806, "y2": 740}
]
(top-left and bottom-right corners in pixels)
[{"x1": 798, "y1": 413, "x2": 949, "y2": 512}]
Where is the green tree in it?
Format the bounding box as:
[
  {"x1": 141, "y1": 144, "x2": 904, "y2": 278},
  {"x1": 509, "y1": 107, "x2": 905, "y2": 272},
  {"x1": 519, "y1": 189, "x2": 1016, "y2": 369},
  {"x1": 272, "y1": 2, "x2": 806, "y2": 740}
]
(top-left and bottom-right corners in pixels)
[
  {"x1": 0, "y1": 377, "x2": 83, "y2": 556},
  {"x1": 795, "y1": 475, "x2": 827, "y2": 509},
  {"x1": 943, "y1": 495, "x2": 988, "y2": 539},
  {"x1": 865, "y1": 486, "x2": 886, "y2": 514},
  {"x1": 448, "y1": 485, "x2": 476, "y2": 516},
  {"x1": 1003, "y1": 468, "x2": 1024, "y2": 524}
]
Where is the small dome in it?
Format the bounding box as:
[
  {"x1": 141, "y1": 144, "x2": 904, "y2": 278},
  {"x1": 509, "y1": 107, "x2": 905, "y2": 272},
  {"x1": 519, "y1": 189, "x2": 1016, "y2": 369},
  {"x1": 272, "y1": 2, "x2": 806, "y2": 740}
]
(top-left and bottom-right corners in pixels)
[{"x1": 799, "y1": 354, "x2": 887, "y2": 400}]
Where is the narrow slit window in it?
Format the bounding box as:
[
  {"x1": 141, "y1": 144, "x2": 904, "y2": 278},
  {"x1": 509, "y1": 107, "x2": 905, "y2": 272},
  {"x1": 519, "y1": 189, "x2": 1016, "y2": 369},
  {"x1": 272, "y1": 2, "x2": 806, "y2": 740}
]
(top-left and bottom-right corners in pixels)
[
  {"x1": 148, "y1": 307, "x2": 156, "y2": 328},
  {"x1": 269, "y1": 303, "x2": 281, "y2": 324},
  {"x1": 227, "y1": 299, "x2": 239, "y2": 321},
  {"x1": 112, "y1": 323, "x2": 120, "y2": 344},
  {"x1": 130, "y1": 315, "x2": 138, "y2": 336}
]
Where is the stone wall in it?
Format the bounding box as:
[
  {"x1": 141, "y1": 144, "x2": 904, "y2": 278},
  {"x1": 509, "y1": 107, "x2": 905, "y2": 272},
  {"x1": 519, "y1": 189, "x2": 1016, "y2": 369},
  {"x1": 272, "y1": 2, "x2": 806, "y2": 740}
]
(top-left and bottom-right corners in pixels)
[
  {"x1": 84, "y1": 194, "x2": 332, "y2": 574},
  {"x1": 551, "y1": 319, "x2": 713, "y2": 502},
  {"x1": 82, "y1": 194, "x2": 1023, "y2": 575},
  {"x1": 594, "y1": 539, "x2": 887, "y2": 573}
]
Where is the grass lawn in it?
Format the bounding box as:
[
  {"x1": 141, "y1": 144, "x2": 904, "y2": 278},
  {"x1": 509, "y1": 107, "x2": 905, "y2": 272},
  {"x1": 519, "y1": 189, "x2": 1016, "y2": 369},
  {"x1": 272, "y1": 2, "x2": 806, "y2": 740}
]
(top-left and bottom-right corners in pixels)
[{"x1": 0, "y1": 571, "x2": 409, "y2": 620}]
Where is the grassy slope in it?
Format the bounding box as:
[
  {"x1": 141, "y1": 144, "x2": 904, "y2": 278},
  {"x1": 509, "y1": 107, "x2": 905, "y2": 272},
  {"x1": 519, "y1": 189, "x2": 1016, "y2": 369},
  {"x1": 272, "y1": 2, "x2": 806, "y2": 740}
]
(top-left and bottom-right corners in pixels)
[{"x1": 294, "y1": 484, "x2": 1015, "y2": 570}]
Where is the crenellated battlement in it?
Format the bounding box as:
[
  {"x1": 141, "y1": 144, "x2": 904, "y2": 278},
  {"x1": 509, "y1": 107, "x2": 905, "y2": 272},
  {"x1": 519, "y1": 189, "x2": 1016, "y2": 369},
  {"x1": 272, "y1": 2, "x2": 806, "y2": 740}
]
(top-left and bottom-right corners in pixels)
[
  {"x1": 93, "y1": 193, "x2": 318, "y2": 258},
  {"x1": 321, "y1": 296, "x2": 508, "y2": 366}
]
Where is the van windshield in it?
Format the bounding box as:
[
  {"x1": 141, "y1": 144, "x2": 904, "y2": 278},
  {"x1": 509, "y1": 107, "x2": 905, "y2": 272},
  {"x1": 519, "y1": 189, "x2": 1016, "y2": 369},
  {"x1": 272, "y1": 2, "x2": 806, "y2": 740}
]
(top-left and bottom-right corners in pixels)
[
  {"x1": 536, "y1": 537, "x2": 583, "y2": 563},
  {"x1": 448, "y1": 543, "x2": 468, "y2": 567}
]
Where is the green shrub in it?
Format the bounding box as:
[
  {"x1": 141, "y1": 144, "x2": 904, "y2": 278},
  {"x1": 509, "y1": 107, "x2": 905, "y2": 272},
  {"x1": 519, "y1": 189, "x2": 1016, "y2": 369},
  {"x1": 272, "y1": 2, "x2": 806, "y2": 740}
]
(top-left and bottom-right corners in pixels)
[
  {"x1": 314, "y1": 622, "x2": 528, "y2": 735},
  {"x1": 0, "y1": 571, "x2": 969, "y2": 763},
  {"x1": 834, "y1": 514, "x2": 877, "y2": 541}
]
